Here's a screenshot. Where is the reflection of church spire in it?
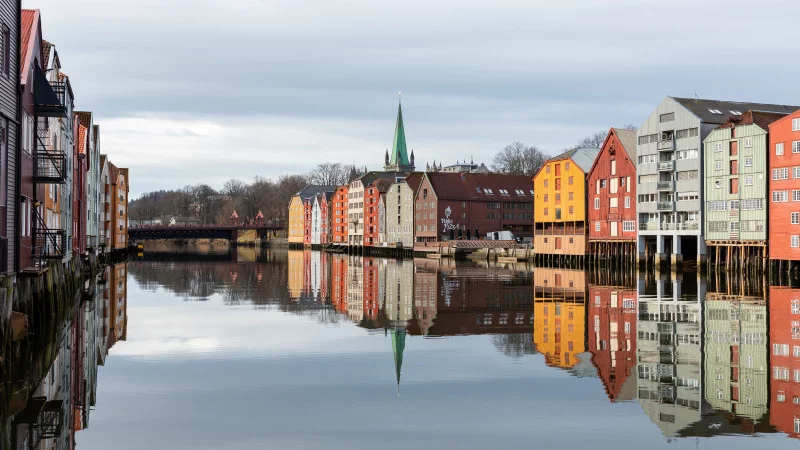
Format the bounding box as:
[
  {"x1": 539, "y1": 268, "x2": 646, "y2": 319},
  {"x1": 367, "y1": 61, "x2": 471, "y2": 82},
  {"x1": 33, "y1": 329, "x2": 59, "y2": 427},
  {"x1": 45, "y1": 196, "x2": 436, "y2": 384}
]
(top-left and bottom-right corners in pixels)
[{"x1": 391, "y1": 326, "x2": 406, "y2": 397}]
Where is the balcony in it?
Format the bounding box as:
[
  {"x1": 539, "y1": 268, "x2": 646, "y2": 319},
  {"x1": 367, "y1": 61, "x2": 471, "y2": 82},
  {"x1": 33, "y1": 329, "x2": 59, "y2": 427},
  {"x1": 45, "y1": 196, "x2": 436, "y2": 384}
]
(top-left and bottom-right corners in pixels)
[
  {"x1": 657, "y1": 181, "x2": 674, "y2": 191},
  {"x1": 33, "y1": 129, "x2": 66, "y2": 183},
  {"x1": 640, "y1": 222, "x2": 659, "y2": 231},
  {"x1": 36, "y1": 227, "x2": 66, "y2": 260},
  {"x1": 33, "y1": 65, "x2": 67, "y2": 118},
  {"x1": 657, "y1": 201, "x2": 675, "y2": 211},
  {"x1": 657, "y1": 140, "x2": 674, "y2": 151},
  {"x1": 660, "y1": 222, "x2": 700, "y2": 231},
  {"x1": 658, "y1": 161, "x2": 675, "y2": 171}
]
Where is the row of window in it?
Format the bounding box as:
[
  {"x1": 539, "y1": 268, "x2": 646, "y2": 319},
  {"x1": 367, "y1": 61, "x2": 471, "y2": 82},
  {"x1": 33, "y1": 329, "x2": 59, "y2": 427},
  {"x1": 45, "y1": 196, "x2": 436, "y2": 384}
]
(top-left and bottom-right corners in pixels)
[
  {"x1": 593, "y1": 196, "x2": 631, "y2": 209},
  {"x1": 775, "y1": 141, "x2": 800, "y2": 155},
  {"x1": 772, "y1": 190, "x2": 800, "y2": 202},
  {"x1": 593, "y1": 221, "x2": 636, "y2": 232}
]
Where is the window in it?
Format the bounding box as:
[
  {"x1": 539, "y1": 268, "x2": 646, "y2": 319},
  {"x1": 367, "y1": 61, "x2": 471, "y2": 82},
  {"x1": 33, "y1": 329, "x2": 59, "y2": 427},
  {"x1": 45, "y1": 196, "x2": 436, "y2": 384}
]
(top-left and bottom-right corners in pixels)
[
  {"x1": 729, "y1": 200, "x2": 739, "y2": 210},
  {"x1": 793, "y1": 118, "x2": 800, "y2": 131},
  {"x1": 544, "y1": 207, "x2": 548, "y2": 216},
  {"x1": 623, "y1": 221, "x2": 636, "y2": 232},
  {"x1": 795, "y1": 190, "x2": 800, "y2": 202},
  {"x1": 568, "y1": 176, "x2": 573, "y2": 185},
  {"x1": 595, "y1": 222, "x2": 600, "y2": 232},
  {"x1": 715, "y1": 143, "x2": 722, "y2": 152},
  {"x1": 624, "y1": 196, "x2": 630, "y2": 208},
  {"x1": 741, "y1": 199, "x2": 764, "y2": 210},
  {"x1": 793, "y1": 212, "x2": 799, "y2": 225},
  {"x1": 610, "y1": 197, "x2": 618, "y2": 208},
  {"x1": 774, "y1": 191, "x2": 789, "y2": 203},
  {"x1": 638, "y1": 154, "x2": 657, "y2": 164},
  {"x1": 744, "y1": 137, "x2": 752, "y2": 148},
  {"x1": 678, "y1": 192, "x2": 699, "y2": 202},
  {"x1": 715, "y1": 180, "x2": 721, "y2": 189},
  {"x1": 707, "y1": 201, "x2": 727, "y2": 211},
  {"x1": 544, "y1": 194, "x2": 548, "y2": 202},
  {"x1": 1, "y1": 26, "x2": 7, "y2": 76},
  {"x1": 677, "y1": 149, "x2": 699, "y2": 160},
  {"x1": 773, "y1": 168, "x2": 789, "y2": 180},
  {"x1": 794, "y1": 141, "x2": 800, "y2": 153},
  {"x1": 499, "y1": 189, "x2": 509, "y2": 196},
  {"x1": 714, "y1": 160, "x2": 722, "y2": 171},
  {"x1": 544, "y1": 180, "x2": 548, "y2": 188},
  {"x1": 745, "y1": 176, "x2": 753, "y2": 186},
  {"x1": 546, "y1": 165, "x2": 551, "y2": 173},
  {"x1": 610, "y1": 160, "x2": 616, "y2": 175},
  {"x1": 777, "y1": 142, "x2": 785, "y2": 155},
  {"x1": 676, "y1": 170, "x2": 699, "y2": 180},
  {"x1": 484, "y1": 188, "x2": 494, "y2": 195},
  {"x1": 744, "y1": 157, "x2": 753, "y2": 167},
  {"x1": 594, "y1": 198, "x2": 600, "y2": 210},
  {"x1": 568, "y1": 192, "x2": 573, "y2": 201},
  {"x1": 708, "y1": 109, "x2": 723, "y2": 115},
  {"x1": 600, "y1": 179, "x2": 607, "y2": 189},
  {"x1": 793, "y1": 236, "x2": 800, "y2": 248},
  {"x1": 659, "y1": 112, "x2": 674, "y2": 122},
  {"x1": 730, "y1": 222, "x2": 739, "y2": 231}
]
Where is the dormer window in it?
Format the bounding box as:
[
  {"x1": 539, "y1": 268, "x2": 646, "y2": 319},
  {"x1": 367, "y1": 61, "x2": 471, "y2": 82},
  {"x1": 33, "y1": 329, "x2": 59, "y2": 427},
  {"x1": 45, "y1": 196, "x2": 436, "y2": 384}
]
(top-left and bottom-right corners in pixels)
[
  {"x1": 484, "y1": 188, "x2": 493, "y2": 195},
  {"x1": 515, "y1": 189, "x2": 525, "y2": 195},
  {"x1": 499, "y1": 189, "x2": 509, "y2": 196}
]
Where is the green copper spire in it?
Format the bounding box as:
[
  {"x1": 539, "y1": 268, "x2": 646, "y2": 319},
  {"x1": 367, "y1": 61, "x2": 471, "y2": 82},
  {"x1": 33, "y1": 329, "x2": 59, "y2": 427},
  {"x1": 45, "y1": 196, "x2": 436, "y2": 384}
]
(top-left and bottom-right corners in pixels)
[
  {"x1": 386, "y1": 96, "x2": 413, "y2": 172},
  {"x1": 391, "y1": 326, "x2": 406, "y2": 397}
]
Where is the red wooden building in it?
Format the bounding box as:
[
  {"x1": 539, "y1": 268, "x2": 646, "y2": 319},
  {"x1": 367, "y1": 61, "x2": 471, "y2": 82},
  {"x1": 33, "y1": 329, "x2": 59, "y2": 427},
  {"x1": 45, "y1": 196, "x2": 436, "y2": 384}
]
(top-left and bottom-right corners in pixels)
[
  {"x1": 769, "y1": 109, "x2": 800, "y2": 264},
  {"x1": 317, "y1": 192, "x2": 332, "y2": 245},
  {"x1": 302, "y1": 198, "x2": 312, "y2": 246},
  {"x1": 768, "y1": 286, "x2": 800, "y2": 439},
  {"x1": 414, "y1": 172, "x2": 534, "y2": 243},
  {"x1": 331, "y1": 186, "x2": 348, "y2": 244},
  {"x1": 363, "y1": 179, "x2": 390, "y2": 246},
  {"x1": 587, "y1": 285, "x2": 637, "y2": 402},
  {"x1": 586, "y1": 128, "x2": 637, "y2": 258}
]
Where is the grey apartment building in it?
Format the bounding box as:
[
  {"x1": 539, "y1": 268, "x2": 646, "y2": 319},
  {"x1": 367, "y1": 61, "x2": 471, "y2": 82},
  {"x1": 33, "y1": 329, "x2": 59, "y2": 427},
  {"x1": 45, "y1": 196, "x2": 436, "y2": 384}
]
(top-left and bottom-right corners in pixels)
[{"x1": 636, "y1": 97, "x2": 798, "y2": 264}]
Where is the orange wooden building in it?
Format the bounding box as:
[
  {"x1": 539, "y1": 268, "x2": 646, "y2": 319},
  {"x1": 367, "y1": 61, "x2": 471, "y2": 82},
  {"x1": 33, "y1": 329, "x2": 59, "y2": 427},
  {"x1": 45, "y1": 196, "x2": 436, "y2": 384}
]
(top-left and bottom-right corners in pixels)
[
  {"x1": 769, "y1": 110, "x2": 800, "y2": 264},
  {"x1": 331, "y1": 186, "x2": 348, "y2": 244}
]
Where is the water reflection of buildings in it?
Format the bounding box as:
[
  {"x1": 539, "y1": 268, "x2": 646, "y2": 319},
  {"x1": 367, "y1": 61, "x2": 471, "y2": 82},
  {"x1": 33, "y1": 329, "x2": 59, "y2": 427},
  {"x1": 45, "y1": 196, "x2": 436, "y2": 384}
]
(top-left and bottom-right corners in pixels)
[
  {"x1": 636, "y1": 273, "x2": 704, "y2": 438},
  {"x1": 533, "y1": 268, "x2": 586, "y2": 370},
  {"x1": 703, "y1": 289, "x2": 770, "y2": 431},
  {"x1": 769, "y1": 287, "x2": 800, "y2": 438},
  {"x1": 4, "y1": 262, "x2": 128, "y2": 450},
  {"x1": 588, "y1": 282, "x2": 637, "y2": 401}
]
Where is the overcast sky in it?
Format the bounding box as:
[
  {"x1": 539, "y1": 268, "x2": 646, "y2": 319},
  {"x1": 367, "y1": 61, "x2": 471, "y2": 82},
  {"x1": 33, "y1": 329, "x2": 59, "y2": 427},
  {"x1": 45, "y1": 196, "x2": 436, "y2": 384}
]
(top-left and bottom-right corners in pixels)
[{"x1": 27, "y1": 0, "x2": 800, "y2": 198}]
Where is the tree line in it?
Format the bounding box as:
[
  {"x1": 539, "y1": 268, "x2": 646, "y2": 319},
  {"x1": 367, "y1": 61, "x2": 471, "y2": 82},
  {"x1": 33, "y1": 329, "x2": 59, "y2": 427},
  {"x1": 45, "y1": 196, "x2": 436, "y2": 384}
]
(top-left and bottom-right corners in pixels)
[{"x1": 129, "y1": 130, "x2": 632, "y2": 224}]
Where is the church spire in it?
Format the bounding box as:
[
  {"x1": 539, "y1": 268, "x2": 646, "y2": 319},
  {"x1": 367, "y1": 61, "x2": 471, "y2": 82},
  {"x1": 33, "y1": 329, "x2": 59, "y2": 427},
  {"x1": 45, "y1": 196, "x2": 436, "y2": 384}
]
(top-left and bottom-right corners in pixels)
[
  {"x1": 392, "y1": 326, "x2": 406, "y2": 397},
  {"x1": 385, "y1": 94, "x2": 414, "y2": 172}
]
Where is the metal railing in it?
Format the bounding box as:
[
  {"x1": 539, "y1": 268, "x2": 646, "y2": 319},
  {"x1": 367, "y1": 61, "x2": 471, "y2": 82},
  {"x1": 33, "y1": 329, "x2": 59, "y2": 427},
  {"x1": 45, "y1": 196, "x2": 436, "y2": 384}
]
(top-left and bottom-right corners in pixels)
[
  {"x1": 657, "y1": 181, "x2": 674, "y2": 191},
  {"x1": 657, "y1": 161, "x2": 675, "y2": 171},
  {"x1": 657, "y1": 201, "x2": 675, "y2": 211},
  {"x1": 657, "y1": 140, "x2": 674, "y2": 151}
]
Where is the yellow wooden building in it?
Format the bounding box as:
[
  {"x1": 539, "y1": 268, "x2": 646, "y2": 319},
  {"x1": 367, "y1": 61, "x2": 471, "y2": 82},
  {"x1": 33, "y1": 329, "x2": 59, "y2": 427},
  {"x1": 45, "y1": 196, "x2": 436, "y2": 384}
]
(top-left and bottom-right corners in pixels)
[
  {"x1": 533, "y1": 147, "x2": 600, "y2": 258},
  {"x1": 532, "y1": 268, "x2": 587, "y2": 369},
  {"x1": 288, "y1": 195, "x2": 305, "y2": 244}
]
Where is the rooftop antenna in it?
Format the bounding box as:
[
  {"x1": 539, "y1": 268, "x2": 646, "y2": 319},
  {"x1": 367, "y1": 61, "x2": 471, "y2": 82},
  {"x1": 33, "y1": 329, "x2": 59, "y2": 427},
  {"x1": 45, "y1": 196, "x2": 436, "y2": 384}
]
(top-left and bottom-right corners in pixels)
[{"x1": 694, "y1": 92, "x2": 699, "y2": 100}]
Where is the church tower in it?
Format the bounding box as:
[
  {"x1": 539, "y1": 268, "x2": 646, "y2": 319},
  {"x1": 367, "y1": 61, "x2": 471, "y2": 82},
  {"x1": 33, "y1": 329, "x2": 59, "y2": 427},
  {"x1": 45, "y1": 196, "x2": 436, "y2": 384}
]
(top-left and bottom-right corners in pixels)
[{"x1": 384, "y1": 97, "x2": 415, "y2": 173}]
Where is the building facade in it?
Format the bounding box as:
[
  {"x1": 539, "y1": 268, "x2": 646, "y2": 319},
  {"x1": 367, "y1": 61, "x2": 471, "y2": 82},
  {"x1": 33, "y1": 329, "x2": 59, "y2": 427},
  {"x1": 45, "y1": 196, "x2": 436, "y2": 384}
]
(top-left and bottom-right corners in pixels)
[
  {"x1": 533, "y1": 268, "x2": 586, "y2": 369},
  {"x1": 415, "y1": 172, "x2": 534, "y2": 243},
  {"x1": 533, "y1": 147, "x2": 599, "y2": 257},
  {"x1": 703, "y1": 111, "x2": 785, "y2": 261},
  {"x1": 385, "y1": 173, "x2": 421, "y2": 248},
  {"x1": 636, "y1": 97, "x2": 798, "y2": 265},
  {"x1": 587, "y1": 129, "x2": 637, "y2": 251},
  {"x1": 0, "y1": 0, "x2": 19, "y2": 273},
  {"x1": 587, "y1": 285, "x2": 637, "y2": 401},
  {"x1": 769, "y1": 110, "x2": 800, "y2": 263},
  {"x1": 331, "y1": 186, "x2": 348, "y2": 244}
]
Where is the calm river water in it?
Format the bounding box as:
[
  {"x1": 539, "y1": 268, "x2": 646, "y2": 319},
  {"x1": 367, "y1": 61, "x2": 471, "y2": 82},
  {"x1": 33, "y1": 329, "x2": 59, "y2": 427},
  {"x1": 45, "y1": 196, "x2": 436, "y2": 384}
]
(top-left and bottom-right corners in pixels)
[{"x1": 4, "y1": 248, "x2": 800, "y2": 449}]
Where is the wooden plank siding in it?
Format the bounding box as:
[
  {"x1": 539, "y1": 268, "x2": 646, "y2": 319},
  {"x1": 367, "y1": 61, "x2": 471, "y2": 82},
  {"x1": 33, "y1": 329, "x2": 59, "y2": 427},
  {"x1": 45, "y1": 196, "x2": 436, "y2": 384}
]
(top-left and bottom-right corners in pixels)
[
  {"x1": 587, "y1": 129, "x2": 637, "y2": 241},
  {"x1": 331, "y1": 186, "x2": 348, "y2": 243},
  {"x1": 533, "y1": 150, "x2": 598, "y2": 256},
  {"x1": 768, "y1": 110, "x2": 800, "y2": 261},
  {"x1": 703, "y1": 119, "x2": 771, "y2": 243},
  {"x1": 0, "y1": 1, "x2": 19, "y2": 272}
]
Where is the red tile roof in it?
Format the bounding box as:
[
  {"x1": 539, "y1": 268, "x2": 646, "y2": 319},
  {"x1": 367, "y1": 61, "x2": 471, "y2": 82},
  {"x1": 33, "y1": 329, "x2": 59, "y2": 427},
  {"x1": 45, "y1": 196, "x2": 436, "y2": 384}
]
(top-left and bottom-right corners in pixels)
[
  {"x1": 404, "y1": 172, "x2": 423, "y2": 193},
  {"x1": 426, "y1": 172, "x2": 534, "y2": 201},
  {"x1": 716, "y1": 110, "x2": 791, "y2": 131},
  {"x1": 77, "y1": 124, "x2": 88, "y2": 155},
  {"x1": 75, "y1": 111, "x2": 92, "y2": 128},
  {"x1": 20, "y1": 10, "x2": 38, "y2": 80}
]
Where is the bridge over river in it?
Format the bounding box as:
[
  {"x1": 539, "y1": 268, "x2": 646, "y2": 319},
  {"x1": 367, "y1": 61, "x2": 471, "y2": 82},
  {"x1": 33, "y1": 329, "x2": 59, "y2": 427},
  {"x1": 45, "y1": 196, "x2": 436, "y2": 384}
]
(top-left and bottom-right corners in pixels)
[{"x1": 128, "y1": 223, "x2": 286, "y2": 241}]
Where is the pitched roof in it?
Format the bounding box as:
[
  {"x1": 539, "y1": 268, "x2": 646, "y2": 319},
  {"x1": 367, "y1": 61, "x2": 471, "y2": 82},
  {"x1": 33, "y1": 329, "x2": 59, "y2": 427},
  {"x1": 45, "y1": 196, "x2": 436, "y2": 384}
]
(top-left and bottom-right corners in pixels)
[
  {"x1": 75, "y1": 111, "x2": 92, "y2": 128},
  {"x1": 425, "y1": 172, "x2": 534, "y2": 201},
  {"x1": 714, "y1": 109, "x2": 789, "y2": 131},
  {"x1": 548, "y1": 147, "x2": 600, "y2": 173},
  {"x1": 77, "y1": 124, "x2": 88, "y2": 155},
  {"x1": 672, "y1": 97, "x2": 800, "y2": 125},
  {"x1": 404, "y1": 172, "x2": 424, "y2": 193},
  {"x1": 20, "y1": 10, "x2": 38, "y2": 82},
  {"x1": 41, "y1": 40, "x2": 52, "y2": 68},
  {"x1": 294, "y1": 184, "x2": 336, "y2": 199},
  {"x1": 611, "y1": 128, "x2": 637, "y2": 161},
  {"x1": 353, "y1": 171, "x2": 400, "y2": 187}
]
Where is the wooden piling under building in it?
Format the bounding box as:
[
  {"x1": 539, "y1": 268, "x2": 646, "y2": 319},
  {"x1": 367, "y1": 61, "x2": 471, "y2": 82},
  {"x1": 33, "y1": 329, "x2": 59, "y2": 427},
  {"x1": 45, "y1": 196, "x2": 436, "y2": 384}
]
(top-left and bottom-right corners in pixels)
[{"x1": 706, "y1": 241, "x2": 768, "y2": 277}]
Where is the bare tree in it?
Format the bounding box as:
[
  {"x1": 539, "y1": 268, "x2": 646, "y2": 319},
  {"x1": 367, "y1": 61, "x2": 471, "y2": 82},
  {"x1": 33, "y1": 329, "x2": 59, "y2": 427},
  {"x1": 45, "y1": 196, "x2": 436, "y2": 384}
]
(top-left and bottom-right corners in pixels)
[
  {"x1": 491, "y1": 142, "x2": 549, "y2": 177},
  {"x1": 574, "y1": 131, "x2": 607, "y2": 149}
]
